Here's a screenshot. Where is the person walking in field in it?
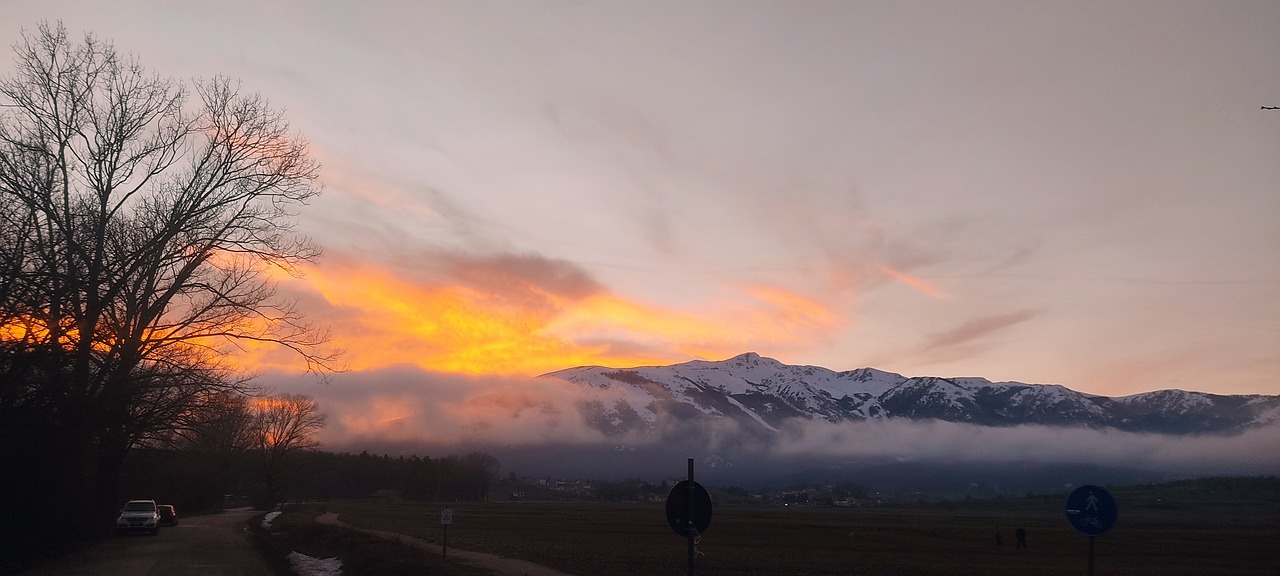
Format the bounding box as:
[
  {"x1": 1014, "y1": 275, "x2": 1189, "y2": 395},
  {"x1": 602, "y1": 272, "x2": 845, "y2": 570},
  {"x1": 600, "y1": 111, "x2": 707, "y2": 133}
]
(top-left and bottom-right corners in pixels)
[{"x1": 1015, "y1": 527, "x2": 1026, "y2": 549}]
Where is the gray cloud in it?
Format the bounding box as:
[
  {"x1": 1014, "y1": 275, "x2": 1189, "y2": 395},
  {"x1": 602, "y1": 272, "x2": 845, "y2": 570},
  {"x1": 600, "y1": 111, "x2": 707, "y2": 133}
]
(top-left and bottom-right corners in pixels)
[
  {"x1": 436, "y1": 251, "x2": 606, "y2": 300},
  {"x1": 319, "y1": 244, "x2": 607, "y2": 304},
  {"x1": 773, "y1": 418, "x2": 1280, "y2": 476},
  {"x1": 920, "y1": 309, "x2": 1042, "y2": 357}
]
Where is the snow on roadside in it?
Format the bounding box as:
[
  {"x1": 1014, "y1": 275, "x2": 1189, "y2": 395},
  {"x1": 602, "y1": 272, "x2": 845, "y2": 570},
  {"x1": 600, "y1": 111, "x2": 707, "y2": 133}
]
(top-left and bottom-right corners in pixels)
[
  {"x1": 287, "y1": 551, "x2": 342, "y2": 576},
  {"x1": 258, "y1": 511, "x2": 342, "y2": 575}
]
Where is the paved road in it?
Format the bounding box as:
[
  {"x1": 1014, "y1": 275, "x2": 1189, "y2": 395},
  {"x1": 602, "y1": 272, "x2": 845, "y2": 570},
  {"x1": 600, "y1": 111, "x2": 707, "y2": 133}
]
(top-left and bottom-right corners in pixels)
[{"x1": 23, "y1": 508, "x2": 277, "y2": 576}]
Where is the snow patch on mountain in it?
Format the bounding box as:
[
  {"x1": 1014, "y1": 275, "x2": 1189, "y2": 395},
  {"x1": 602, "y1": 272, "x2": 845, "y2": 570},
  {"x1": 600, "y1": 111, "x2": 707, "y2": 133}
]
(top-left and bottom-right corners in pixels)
[
  {"x1": 724, "y1": 394, "x2": 782, "y2": 433},
  {"x1": 1114, "y1": 389, "x2": 1213, "y2": 413},
  {"x1": 541, "y1": 353, "x2": 1279, "y2": 436}
]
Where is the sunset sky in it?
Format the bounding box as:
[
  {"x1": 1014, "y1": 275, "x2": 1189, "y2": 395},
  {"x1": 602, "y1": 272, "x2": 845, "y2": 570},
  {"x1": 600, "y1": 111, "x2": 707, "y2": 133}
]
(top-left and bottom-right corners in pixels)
[{"x1": 5, "y1": 1, "x2": 1279, "y2": 400}]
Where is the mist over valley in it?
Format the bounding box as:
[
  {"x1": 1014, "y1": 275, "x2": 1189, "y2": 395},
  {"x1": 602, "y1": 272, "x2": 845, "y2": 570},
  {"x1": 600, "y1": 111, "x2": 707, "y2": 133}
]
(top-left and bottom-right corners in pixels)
[{"x1": 266, "y1": 354, "x2": 1280, "y2": 494}]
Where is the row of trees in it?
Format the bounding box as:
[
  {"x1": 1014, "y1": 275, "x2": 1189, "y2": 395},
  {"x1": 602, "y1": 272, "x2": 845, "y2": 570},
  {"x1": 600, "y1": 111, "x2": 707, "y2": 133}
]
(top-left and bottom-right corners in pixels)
[
  {"x1": 0, "y1": 22, "x2": 335, "y2": 565},
  {"x1": 288, "y1": 450, "x2": 502, "y2": 502},
  {"x1": 118, "y1": 392, "x2": 325, "y2": 511},
  {"x1": 117, "y1": 446, "x2": 504, "y2": 518}
]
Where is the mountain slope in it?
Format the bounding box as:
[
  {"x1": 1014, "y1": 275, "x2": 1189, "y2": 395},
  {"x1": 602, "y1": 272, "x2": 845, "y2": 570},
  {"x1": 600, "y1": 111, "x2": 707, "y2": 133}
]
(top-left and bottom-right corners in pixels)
[{"x1": 543, "y1": 353, "x2": 1280, "y2": 436}]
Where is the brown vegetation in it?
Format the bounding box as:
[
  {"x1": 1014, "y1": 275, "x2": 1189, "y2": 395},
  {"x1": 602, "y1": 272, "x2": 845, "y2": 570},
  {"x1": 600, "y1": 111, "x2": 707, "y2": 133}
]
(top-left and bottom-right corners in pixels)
[{"x1": 284, "y1": 478, "x2": 1278, "y2": 576}]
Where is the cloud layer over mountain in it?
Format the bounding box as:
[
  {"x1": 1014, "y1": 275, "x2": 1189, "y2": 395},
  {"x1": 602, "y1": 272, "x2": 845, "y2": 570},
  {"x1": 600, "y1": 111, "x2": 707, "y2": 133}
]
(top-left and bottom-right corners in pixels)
[{"x1": 263, "y1": 362, "x2": 1280, "y2": 483}]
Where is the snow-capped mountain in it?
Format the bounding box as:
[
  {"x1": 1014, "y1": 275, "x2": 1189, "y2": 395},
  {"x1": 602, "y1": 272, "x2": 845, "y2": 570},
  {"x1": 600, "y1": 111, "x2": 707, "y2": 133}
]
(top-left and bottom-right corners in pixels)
[{"x1": 543, "y1": 352, "x2": 1280, "y2": 436}]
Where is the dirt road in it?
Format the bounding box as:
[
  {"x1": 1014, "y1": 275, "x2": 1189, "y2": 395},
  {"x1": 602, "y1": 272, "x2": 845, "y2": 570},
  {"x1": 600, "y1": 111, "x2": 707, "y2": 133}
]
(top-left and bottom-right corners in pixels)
[{"x1": 22, "y1": 508, "x2": 277, "y2": 576}]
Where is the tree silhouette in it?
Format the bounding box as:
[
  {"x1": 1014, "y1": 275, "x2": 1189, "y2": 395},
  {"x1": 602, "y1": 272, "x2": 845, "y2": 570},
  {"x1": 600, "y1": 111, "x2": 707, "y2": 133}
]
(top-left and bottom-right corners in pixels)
[
  {"x1": 250, "y1": 393, "x2": 325, "y2": 506},
  {"x1": 0, "y1": 21, "x2": 335, "y2": 556}
]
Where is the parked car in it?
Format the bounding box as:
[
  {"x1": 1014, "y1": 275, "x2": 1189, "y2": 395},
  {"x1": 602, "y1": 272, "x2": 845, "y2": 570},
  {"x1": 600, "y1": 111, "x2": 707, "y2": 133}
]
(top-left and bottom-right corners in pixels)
[
  {"x1": 116, "y1": 499, "x2": 161, "y2": 535},
  {"x1": 157, "y1": 504, "x2": 178, "y2": 526}
]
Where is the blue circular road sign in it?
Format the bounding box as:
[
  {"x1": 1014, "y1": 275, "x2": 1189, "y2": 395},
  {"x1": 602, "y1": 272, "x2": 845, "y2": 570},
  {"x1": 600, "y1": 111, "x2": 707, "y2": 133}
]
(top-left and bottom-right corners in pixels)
[
  {"x1": 1065, "y1": 485, "x2": 1117, "y2": 536},
  {"x1": 665, "y1": 480, "x2": 712, "y2": 537}
]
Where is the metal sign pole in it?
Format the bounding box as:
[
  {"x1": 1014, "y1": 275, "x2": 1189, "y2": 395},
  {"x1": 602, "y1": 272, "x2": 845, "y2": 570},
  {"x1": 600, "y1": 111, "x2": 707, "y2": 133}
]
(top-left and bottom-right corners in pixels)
[
  {"x1": 666, "y1": 459, "x2": 712, "y2": 574},
  {"x1": 1088, "y1": 535, "x2": 1094, "y2": 576},
  {"x1": 687, "y1": 458, "x2": 695, "y2": 576},
  {"x1": 440, "y1": 507, "x2": 452, "y2": 561},
  {"x1": 1065, "y1": 485, "x2": 1115, "y2": 576}
]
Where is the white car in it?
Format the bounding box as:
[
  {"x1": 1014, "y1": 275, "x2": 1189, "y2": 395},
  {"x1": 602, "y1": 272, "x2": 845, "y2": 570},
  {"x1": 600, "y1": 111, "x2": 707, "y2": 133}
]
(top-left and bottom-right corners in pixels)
[{"x1": 115, "y1": 499, "x2": 161, "y2": 535}]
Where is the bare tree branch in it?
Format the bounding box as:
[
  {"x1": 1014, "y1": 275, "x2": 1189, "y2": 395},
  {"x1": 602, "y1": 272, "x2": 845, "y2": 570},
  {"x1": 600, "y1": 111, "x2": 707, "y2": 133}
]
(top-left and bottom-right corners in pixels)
[
  {"x1": 0, "y1": 21, "x2": 339, "y2": 453},
  {"x1": 249, "y1": 393, "x2": 325, "y2": 504}
]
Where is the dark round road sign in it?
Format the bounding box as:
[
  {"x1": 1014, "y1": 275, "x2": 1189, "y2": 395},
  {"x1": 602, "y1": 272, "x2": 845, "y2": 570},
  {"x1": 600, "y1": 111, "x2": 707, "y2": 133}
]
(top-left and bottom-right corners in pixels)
[
  {"x1": 1065, "y1": 485, "x2": 1117, "y2": 536},
  {"x1": 665, "y1": 480, "x2": 712, "y2": 537}
]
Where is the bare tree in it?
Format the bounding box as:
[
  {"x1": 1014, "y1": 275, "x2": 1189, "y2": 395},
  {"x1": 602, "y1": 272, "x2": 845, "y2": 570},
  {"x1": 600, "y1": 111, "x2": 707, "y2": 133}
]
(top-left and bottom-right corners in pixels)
[
  {"x1": 458, "y1": 451, "x2": 502, "y2": 500},
  {"x1": 0, "y1": 21, "x2": 335, "y2": 543},
  {"x1": 250, "y1": 393, "x2": 325, "y2": 505}
]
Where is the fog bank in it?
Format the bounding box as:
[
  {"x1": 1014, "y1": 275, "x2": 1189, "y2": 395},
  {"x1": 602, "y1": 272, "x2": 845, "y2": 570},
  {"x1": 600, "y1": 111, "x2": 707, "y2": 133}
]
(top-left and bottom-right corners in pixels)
[{"x1": 262, "y1": 368, "x2": 1280, "y2": 482}]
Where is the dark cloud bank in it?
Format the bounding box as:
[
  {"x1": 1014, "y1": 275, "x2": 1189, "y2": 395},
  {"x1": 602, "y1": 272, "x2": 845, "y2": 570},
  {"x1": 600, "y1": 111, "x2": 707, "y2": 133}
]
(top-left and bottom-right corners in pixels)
[{"x1": 265, "y1": 367, "x2": 1280, "y2": 493}]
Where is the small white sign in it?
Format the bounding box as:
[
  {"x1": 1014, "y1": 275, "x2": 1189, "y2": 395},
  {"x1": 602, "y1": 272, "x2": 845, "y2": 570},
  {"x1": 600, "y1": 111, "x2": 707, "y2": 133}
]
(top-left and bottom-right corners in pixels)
[{"x1": 440, "y1": 508, "x2": 453, "y2": 525}]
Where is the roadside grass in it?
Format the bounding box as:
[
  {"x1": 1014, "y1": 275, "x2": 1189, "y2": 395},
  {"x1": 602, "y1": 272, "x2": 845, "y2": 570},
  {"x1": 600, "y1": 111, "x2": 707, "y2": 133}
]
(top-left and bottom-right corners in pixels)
[
  {"x1": 317, "y1": 480, "x2": 1279, "y2": 576},
  {"x1": 248, "y1": 503, "x2": 493, "y2": 576}
]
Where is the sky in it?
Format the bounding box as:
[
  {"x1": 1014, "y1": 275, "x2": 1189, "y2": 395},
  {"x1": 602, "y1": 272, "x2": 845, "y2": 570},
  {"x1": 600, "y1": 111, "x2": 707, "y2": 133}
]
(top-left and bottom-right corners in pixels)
[{"x1": 3, "y1": 1, "x2": 1278, "y2": 405}]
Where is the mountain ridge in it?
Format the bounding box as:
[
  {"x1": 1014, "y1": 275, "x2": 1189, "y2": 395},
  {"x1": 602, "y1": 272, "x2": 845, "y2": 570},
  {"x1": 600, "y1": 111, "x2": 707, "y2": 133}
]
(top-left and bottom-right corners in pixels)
[{"x1": 542, "y1": 352, "x2": 1280, "y2": 436}]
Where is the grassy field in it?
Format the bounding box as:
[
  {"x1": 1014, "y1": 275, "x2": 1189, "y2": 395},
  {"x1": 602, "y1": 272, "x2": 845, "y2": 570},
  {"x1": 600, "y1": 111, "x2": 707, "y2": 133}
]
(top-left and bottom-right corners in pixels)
[{"x1": 284, "y1": 478, "x2": 1278, "y2": 576}]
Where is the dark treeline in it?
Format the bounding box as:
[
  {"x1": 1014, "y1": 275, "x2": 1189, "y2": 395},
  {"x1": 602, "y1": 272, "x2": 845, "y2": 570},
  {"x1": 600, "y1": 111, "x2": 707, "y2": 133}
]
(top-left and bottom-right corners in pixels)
[
  {"x1": 118, "y1": 449, "x2": 244, "y2": 516},
  {"x1": 593, "y1": 479, "x2": 668, "y2": 502},
  {"x1": 289, "y1": 451, "x2": 502, "y2": 502},
  {"x1": 116, "y1": 448, "x2": 503, "y2": 514}
]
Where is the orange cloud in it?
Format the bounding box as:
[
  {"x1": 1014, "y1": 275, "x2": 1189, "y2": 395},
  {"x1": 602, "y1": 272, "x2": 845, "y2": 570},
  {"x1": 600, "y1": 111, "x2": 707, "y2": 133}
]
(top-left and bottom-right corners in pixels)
[
  {"x1": 231, "y1": 254, "x2": 846, "y2": 376},
  {"x1": 878, "y1": 264, "x2": 949, "y2": 299}
]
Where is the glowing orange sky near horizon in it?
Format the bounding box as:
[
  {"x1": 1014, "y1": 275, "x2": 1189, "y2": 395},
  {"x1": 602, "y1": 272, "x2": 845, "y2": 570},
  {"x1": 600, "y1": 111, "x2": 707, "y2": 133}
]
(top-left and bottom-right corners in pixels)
[{"x1": 231, "y1": 259, "x2": 845, "y2": 376}]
